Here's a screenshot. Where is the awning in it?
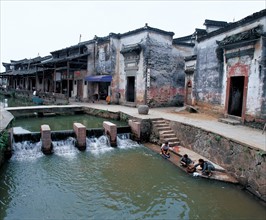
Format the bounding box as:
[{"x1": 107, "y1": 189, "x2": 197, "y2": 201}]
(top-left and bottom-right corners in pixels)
[{"x1": 84, "y1": 75, "x2": 112, "y2": 82}]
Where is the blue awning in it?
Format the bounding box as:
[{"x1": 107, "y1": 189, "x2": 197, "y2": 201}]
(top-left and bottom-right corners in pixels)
[{"x1": 84, "y1": 75, "x2": 112, "y2": 82}]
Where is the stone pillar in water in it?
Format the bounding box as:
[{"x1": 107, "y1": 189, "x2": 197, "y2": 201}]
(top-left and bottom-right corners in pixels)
[
  {"x1": 103, "y1": 121, "x2": 117, "y2": 147},
  {"x1": 73, "y1": 122, "x2": 86, "y2": 151},
  {"x1": 41, "y1": 124, "x2": 53, "y2": 155},
  {"x1": 128, "y1": 120, "x2": 141, "y2": 141}
]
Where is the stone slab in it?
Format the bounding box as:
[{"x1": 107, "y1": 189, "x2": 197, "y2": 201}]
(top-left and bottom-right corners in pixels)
[
  {"x1": 218, "y1": 118, "x2": 241, "y2": 125},
  {"x1": 0, "y1": 107, "x2": 14, "y2": 132},
  {"x1": 144, "y1": 143, "x2": 238, "y2": 184}
]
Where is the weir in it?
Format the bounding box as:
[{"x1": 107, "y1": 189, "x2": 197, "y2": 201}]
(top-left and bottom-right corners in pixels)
[{"x1": 11, "y1": 121, "x2": 133, "y2": 157}]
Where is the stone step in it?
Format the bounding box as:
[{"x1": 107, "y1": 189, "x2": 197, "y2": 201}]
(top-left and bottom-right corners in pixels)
[
  {"x1": 159, "y1": 130, "x2": 174, "y2": 135},
  {"x1": 218, "y1": 118, "x2": 241, "y2": 125},
  {"x1": 168, "y1": 141, "x2": 180, "y2": 147},
  {"x1": 162, "y1": 137, "x2": 179, "y2": 143},
  {"x1": 153, "y1": 120, "x2": 168, "y2": 124},
  {"x1": 160, "y1": 133, "x2": 176, "y2": 139},
  {"x1": 154, "y1": 123, "x2": 169, "y2": 127},
  {"x1": 157, "y1": 127, "x2": 172, "y2": 132}
]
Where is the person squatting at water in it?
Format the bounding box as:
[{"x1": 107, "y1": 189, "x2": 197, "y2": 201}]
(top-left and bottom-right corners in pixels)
[
  {"x1": 161, "y1": 141, "x2": 170, "y2": 158},
  {"x1": 194, "y1": 158, "x2": 215, "y2": 177},
  {"x1": 180, "y1": 154, "x2": 196, "y2": 173},
  {"x1": 180, "y1": 154, "x2": 193, "y2": 167}
]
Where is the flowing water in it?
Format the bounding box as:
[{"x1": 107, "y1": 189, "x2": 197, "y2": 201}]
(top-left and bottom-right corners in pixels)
[{"x1": 0, "y1": 136, "x2": 265, "y2": 220}]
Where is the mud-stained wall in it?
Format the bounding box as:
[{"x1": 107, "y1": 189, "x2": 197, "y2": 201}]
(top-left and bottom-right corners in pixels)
[
  {"x1": 146, "y1": 34, "x2": 187, "y2": 107},
  {"x1": 168, "y1": 121, "x2": 266, "y2": 202},
  {"x1": 194, "y1": 38, "x2": 223, "y2": 105},
  {"x1": 260, "y1": 37, "x2": 266, "y2": 120}
]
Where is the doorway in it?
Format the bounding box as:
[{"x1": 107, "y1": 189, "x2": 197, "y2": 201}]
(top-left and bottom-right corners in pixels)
[
  {"x1": 77, "y1": 80, "x2": 83, "y2": 99},
  {"x1": 186, "y1": 80, "x2": 192, "y2": 105},
  {"x1": 228, "y1": 76, "x2": 244, "y2": 117},
  {"x1": 126, "y1": 76, "x2": 135, "y2": 102}
]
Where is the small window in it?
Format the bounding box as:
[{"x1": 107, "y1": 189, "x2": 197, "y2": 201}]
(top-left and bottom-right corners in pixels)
[{"x1": 84, "y1": 81, "x2": 87, "y2": 85}]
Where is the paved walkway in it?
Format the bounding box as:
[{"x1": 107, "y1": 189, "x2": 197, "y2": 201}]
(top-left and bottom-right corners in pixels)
[{"x1": 72, "y1": 103, "x2": 266, "y2": 151}]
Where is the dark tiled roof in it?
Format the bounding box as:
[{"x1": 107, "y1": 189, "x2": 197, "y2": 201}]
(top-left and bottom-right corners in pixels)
[
  {"x1": 120, "y1": 43, "x2": 142, "y2": 54},
  {"x1": 173, "y1": 34, "x2": 195, "y2": 47},
  {"x1": 50, "y1": 40, "x2": 93, "y2": 54},
  {"x1": 198, "y1": 9, "x2": 266, "y2": 42},
  {"x1": 204, "y1": 19, "x2": 228, "y2": 27},
  {"x1": 173, "y1": 34, "x2": 193, "y2": 42},
  {"x1": 217, "y1": 25, "x2": 263, "y2": 48},
  {"x1": 40, "y1": 52, "x2": 90, "y2": 65},
  {"x1": 195, "y1": 28, "x2": 207, "y2": 35},
  {"x1": 184, "y1": 55, "x2": 197, "y2": 61},
  {"x1": 113, "y1": 24, "x2": 175, "y2": 39},
  {"x1": 173, "y1": 41, "x2": 195, "y2": 47},
  {"x1": 4, "y1": 56, "x2": 52, "y2": 67}
]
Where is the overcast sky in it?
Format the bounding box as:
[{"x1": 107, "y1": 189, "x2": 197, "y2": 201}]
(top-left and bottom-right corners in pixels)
[{"x1": 0, "y1": 0, "x2": 265, "y2": 72}]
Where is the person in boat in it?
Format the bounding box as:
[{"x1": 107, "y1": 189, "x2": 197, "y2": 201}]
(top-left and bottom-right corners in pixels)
[
  {"x1": 161, "y1": 141, "x2": 170, "y2": 158},
  {"x1": 194, "y1": 158, "x2": 215, "y2": 177}
]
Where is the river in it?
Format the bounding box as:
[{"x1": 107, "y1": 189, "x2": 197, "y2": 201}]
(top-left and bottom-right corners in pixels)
[{"x1": 0, "y1": 136, "x2": 265, "y2": 219}]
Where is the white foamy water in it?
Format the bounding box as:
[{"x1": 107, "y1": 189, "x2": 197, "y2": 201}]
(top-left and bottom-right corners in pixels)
[
  {"x1": 11, "y1": 141, "x2": 44, "y2": 161},
  {"x1": 52, "y1": 137, "x2": 79, "y2": 158},
  {"x1": 86, "y1": 135, "x2": 114, "y2": 155},
  {"x1": 11, "y1": 134, "x2": 141, "y2": 161},
  {"x1": 117, "y1": 133, "x2": 141, "y2": 149}
]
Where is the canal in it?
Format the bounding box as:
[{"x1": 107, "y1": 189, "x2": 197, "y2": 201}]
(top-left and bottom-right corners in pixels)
[
  {"x1": 0, "y1": 95, "x2": 265, "y2": 219},
  {"x1": 0, "y1": 137, "x2": 265, "y2": 219},
  {"x1": 12, "y1": 114, "x2": 127, "y2": 132}
]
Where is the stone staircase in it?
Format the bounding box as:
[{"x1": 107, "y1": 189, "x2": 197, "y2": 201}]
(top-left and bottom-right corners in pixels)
[{"x1": 152, "y1": 119, "x2": 179, "y2": 147}]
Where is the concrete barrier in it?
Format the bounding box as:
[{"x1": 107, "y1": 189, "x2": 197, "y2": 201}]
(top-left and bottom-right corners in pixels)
[
  {"x1": 129, "y1": 120, "x2": 141, "y2": 141},
  {"x1": 73, "y1": 123, "x2": 86, "y2": 151},
  {"x1": 103, "y1": 121, "x2": 117, "y2": 147},
  {"x1": 41, "y1": 124, "x2": 53, "y2": 154}
]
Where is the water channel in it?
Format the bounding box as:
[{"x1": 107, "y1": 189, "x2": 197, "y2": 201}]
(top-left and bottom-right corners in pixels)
[
  {"x1": 12, "y1": 114, "x2": 127, "y2": 132},
  {"x1": 0, "y1": 96, "x2": 265, "y2": 219}
]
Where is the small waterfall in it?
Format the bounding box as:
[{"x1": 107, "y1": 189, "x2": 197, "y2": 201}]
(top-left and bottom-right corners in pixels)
[
  {"x1": 11, "y1": 141, "x2": 43, "y2": 161},
  {"x1": 52, "y1": 137, "x2": 78, "y2": 157},
  {"x1": 10, "y1": 132, "x2": 141, "y2": 160},
  {"x1": 86, "y1": 135, "x2": 114, "y2": 155},
  {"x1": 117, "y1": 133, "x2": 140, "y2": 149}
]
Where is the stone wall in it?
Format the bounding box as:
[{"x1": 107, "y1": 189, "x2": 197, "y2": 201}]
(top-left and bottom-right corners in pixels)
[
  {"x1": 82, "y1": 108, "x2": 120, "y2": 120},
  {"x1": 168, "y1": 120, "x2": 266, "y2": 201},
  {"x1": 194, "y1": 41, "x2": 223, "y2": 105},
  {"x1": 147, "y1": 36, "x2": 186, "y2": 107}
]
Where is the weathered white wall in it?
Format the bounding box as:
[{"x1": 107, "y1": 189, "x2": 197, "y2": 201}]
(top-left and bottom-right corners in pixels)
[
  {"x1": 117, "y1": 32, "x2": 147, "y2": 105},
  {"x1": 195, "y1": 16, "x2": 266, "y2": 119}
]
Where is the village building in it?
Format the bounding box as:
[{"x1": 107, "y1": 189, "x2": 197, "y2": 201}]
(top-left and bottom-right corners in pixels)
[
  {"x1": 1, "y1": 24, "x2": 193, "y2": 107},
  {"x1": 1, "y1": 9, "x2": 265, "y2": 127},
  {"x1": 2, "y1": 56, "x2": 52, "y2": 92},
  {"x1": 73, "y1": 25, "x2": 193, "y2": 107},
  {"x1": 184, "y1": 9, "x2": 266, "y2": 126}
]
